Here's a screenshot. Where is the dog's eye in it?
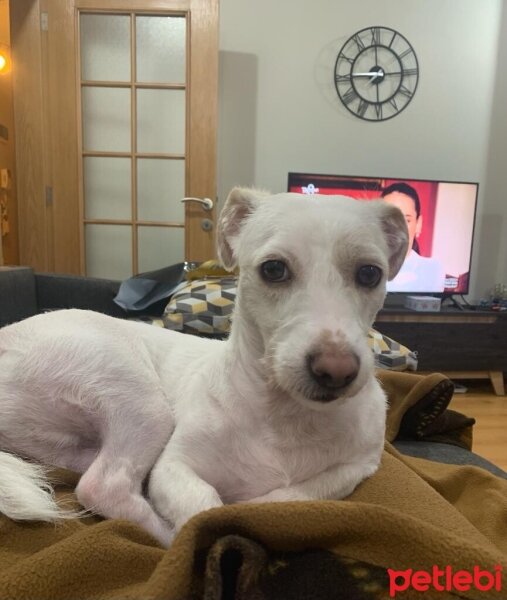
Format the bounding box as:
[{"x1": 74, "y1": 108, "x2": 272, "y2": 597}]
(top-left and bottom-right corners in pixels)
[
  {"x1": 356, "y1": 265, "x2": 382, "y2": 288},
  {"x1": 260, "y1": 260, "x2": 291, "y2": 283}
]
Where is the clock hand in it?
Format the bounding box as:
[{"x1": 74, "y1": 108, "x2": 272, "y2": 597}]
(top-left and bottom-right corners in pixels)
[
  {"x1": 351, "y1": 71, "x2": 382, "y2": 77},
  {"x1": 351, "y1": 70, "x2": 384, "y2": 82}
]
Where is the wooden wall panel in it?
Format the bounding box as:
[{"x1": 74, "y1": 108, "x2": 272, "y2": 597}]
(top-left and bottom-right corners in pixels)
[
  {"x1": 0, "y1": 0, "x2": 19, "y2": 265},
  {"x1": 45, "y1": 0, "x2": 80, "y2": 273},
  {"x1": 9, "y1": 0, "x2": 45, "y2": 268}
]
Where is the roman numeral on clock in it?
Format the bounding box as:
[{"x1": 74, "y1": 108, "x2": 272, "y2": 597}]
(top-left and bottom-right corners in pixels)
[
  {"x1": 357, "y1": 99, "x2": 368, "y2": 117},
  {"x1": 353, "y1": 34, "x2": 365, "y2": 51},
  {"x1": 370, "y1": 27, "x2": 381, "y2": 46},
  {"x1": 398, "y1": 48, "x2": 414, "y2": 61},
  {"x1": 399, "y1": 84, "x2": 413, "y2": 98},
  {"x1": 342, "y1": 87, "x2": 358, "y2": 105}
]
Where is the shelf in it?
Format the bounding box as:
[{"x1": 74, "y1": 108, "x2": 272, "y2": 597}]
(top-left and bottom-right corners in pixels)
[{"x1": 374, "y1": 309, "x2": 507, "y2": 395}]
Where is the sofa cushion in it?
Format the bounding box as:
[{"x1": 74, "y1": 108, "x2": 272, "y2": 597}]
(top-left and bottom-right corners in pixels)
[
  {"x1": 160, "y1": 277, "x2": 237, "y2": 336},
  {"x1": 0, "y1": 267, "x2": 38, "y2": 327},
  {"x1": 368, "y1": 328, "x2": 418, "y2": 371}
]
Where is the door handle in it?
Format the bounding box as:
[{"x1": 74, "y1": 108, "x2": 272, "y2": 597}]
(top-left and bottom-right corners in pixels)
[{"x1": 180, "y1": 197, "x2": 213, "y2": 211}]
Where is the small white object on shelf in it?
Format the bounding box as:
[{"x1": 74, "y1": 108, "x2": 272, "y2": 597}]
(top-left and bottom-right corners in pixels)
[{"x1": 404, "y1": 295, "x2": 441, "y2": 312}]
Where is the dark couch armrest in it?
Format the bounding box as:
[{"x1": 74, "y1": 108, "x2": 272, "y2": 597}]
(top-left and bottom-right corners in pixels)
[
  {"x1": 35, "y1": 273, "x2": 127, "y2": 318},
  {"x1": 0, "y1": 266, "x2": 39, "y2": 326}
]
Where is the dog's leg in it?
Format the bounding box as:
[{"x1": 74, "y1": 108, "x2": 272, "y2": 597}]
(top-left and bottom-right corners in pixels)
[
  {"x1": 75, "y1": 418, "x2": 176, "y2": 547},
  {"x1": 148, "y1": 447, "x2": 223, "y2": 533},
  {"x1": 71, "y1": 383, "x2": 176, "y2": 547},
  {"x1": 244, "y1": 460, "x2": 380, "y2": 504}
]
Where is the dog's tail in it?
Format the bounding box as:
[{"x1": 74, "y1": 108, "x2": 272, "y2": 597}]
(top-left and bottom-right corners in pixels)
[{"x1": 0, "y1": 451, "x2": 75, "y2": 522}]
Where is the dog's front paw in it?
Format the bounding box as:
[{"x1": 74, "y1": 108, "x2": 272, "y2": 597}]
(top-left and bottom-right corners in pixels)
[
  {"x1": 156, "y1": 489, "x2": 224, "y2": 533},
  {"x1": 149, "y1": 460, "x2": 224, "y2": 531},
  {"x1": 177, "y1": 494, "x2": 224, "y2": 528},
  {"x1": 154, "y1": 521, "x2": 177, "y2": 548}
]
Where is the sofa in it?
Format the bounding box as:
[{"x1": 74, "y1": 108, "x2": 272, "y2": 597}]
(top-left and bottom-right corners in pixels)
[
  {"x1": 0, "y1": 265, "x2": 125, "y2": 326},
  {"x1": 1, "y1": 265, "x2": 506, "y2": 599}
]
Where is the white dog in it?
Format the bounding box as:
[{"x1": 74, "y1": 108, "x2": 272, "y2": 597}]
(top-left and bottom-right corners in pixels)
[{"x1": 0, "y1": 188, "x2": 408, "y2": 547}]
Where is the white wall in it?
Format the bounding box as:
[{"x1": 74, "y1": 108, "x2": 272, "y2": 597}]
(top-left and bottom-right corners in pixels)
[
  {"x1": 218, "y1": 0, "x2": 504, "y2": 300},
  {"x1": 477, "y1": 1, "x2": 507, "y2": 298}
]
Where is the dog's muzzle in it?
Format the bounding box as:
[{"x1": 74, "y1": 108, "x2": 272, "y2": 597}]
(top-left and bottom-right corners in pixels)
[{"x1": 306, "y1": 350, "x2": 360, "y2": 402}]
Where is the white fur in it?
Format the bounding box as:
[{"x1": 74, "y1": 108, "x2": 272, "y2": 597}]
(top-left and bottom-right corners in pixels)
[
  {"x1": 0, "y1": 190, "x2": 408, "y2": 546},
  {"x1": 0, "y1": 452, "x2": 67, "y2": 521}
]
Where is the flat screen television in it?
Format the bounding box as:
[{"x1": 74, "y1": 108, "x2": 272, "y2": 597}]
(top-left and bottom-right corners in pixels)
[{"x1": 287, "y1": 172, "x2": 479, "y2": 295}]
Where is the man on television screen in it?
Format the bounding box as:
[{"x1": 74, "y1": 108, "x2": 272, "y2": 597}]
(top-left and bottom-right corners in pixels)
[{"x1": 381, "y1": 183, "x2": 446, "y2": 293}]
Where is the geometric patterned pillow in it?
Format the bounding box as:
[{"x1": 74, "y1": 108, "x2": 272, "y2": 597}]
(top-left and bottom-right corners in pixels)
[
  {"x1": 160, "y1": 277, "x2": 237, "y2": 336},
  {"x1": 368, "y1": 328, "x2": 418, "y2": 371}
]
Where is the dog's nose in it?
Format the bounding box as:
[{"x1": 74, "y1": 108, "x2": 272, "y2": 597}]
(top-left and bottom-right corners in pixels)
[{"x1": 308, "y1": 351, "x2": 359, "y2": 390}]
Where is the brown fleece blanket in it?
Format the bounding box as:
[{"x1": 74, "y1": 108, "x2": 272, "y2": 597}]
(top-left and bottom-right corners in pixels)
[{"x1": 0, "y1": 371, "x2": 505, "y2": 600}]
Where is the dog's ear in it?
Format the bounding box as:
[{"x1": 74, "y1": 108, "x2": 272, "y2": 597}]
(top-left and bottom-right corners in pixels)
[
  {"x1": 374, "y1": 202, "x2": 409, "y2": 280},
  {"x1": 217, "y1": 187, "x2": 262, "y2": 270}
]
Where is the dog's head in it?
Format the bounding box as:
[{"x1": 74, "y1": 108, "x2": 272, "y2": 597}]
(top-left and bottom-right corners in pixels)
[{"x1": 217, "y1": 188, "x2": 408, "y2": 408}]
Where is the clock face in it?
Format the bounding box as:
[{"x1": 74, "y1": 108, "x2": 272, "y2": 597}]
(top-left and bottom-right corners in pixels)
[{"x1": 334, "y1": 26, "x2": 419, "y2": 122}]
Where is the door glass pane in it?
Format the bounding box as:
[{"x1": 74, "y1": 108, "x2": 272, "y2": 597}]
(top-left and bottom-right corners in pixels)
[
  {"x1": 137, "y1": 159, "x2": 185, "y2": 222},
  {"x1": 136, "y1": 16, "x2": 186, "y2": 84},
  {"x1": 80, "y1": 14, "x2": 131, "y2": 82},
  {"x1": 138, "y1": 226, "x2": 184, "y2": 272},
  {"x1": 86, "y1": 224, "x2": 132, "y2": 280},
  {"x1": 137, "y1": 89, "x2": 185, "y2": 154},
  {"x1": 84, "y1": 157, "x2": 131, "y2": 220},
  {"x1": 82, "y1": 87, "x2": 131, "y2": 152}
]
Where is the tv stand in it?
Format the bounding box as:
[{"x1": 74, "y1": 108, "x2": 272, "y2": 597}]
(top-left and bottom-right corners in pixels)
[{"x1": 374, "y1": 306, "x2": 507, "y2": 395}]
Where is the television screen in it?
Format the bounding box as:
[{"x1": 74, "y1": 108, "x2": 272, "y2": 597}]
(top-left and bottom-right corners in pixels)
[{"x1": 287, "y1": 172, "x2": 479, "y2": 295}]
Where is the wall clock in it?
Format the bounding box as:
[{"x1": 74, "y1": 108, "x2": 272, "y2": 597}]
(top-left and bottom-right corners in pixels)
[{"x1": 334, "y1": 26, "x2": 419, "y2": 122}]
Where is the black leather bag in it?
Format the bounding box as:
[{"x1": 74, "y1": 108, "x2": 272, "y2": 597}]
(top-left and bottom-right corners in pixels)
[{"x1": 113, "y1": 263, "x2": 187, "y2": 315}]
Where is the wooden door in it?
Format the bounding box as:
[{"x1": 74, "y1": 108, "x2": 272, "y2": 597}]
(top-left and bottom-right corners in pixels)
[{"x1": 11, "y1": 0, "x2": 218, "y2": 277}]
